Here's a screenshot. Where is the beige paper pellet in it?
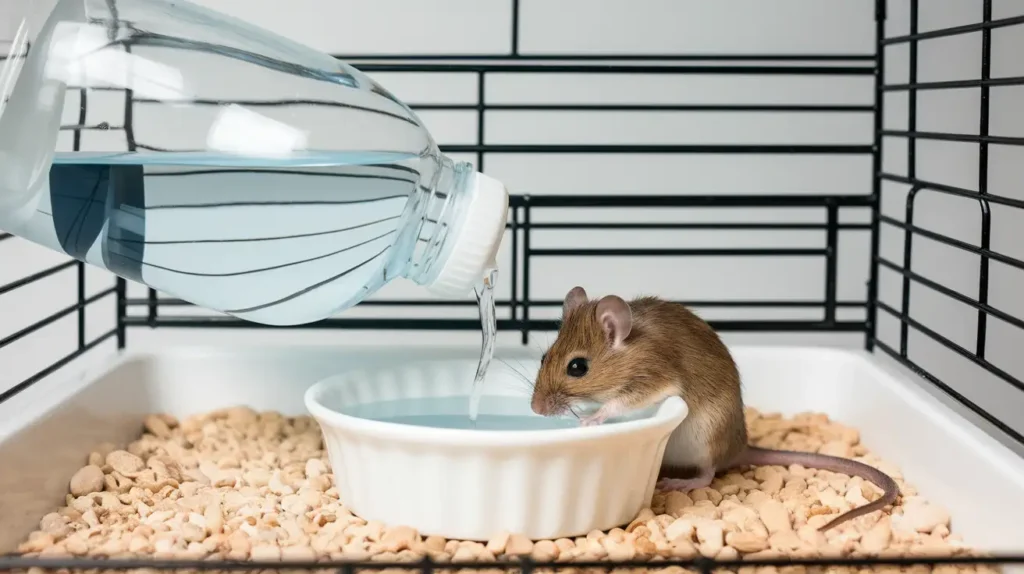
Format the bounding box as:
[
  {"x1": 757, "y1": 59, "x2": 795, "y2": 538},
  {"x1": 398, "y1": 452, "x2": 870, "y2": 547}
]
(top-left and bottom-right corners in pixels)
[{"x1": 13, "y1": 406, "x2": 970, "y2": 567}]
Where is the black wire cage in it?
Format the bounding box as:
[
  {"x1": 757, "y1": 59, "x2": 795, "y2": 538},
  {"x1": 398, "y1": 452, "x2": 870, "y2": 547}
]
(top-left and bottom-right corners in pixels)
[{"x1": 2, "y1": 0, "x2": 1024, "y2": 571}]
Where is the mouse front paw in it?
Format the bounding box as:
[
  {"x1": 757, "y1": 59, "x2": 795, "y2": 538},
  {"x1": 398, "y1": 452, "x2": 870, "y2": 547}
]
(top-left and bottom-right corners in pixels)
[{"x1": 578, "y1": 401, "x2": 626, "y2": 427}]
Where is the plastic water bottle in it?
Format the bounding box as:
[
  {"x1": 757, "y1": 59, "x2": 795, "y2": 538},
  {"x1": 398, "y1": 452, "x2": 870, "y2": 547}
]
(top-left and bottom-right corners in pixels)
[{"x1": 0, "y1": 0, "x2": 509, "y2": 325}]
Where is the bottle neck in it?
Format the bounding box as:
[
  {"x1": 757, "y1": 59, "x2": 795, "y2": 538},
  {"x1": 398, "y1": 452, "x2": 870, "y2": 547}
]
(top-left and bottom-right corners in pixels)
[{"x1": 392, "y1": 153, "x2": 475, "y2": 286}]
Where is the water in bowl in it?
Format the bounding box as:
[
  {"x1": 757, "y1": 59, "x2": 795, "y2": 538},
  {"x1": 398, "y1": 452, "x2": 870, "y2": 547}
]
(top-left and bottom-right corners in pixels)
[
  {"x1": 343, "y1": 395, "x2": 645, "y2": 431},
  {"x1": 375, "y1": 413, "x2": 578, "y2": 431}
]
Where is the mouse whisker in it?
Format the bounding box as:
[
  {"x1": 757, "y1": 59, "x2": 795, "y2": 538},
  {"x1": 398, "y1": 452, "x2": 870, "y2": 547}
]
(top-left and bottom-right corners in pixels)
[
  {"x1": 498, "y1": 358, "x2": 533, "y2": 381},
  {"x1": 509, "y1": 358, "x2": 538, "y2": 386},
  {"x1": 501, "y1": 376, "x2": 533, "y2": 392},
  {"x1": 528, "y1": 334, "x2": 549, "y2": 355},
  {"x1": 485, "y1": 378, "x2": 532, "y2": 395},
  {"x1": 495, "y1": 359, "x2": 536, "y2": 392},
  {"x1": 496, "y1": 358, "x2": 527, "y2": 378}
]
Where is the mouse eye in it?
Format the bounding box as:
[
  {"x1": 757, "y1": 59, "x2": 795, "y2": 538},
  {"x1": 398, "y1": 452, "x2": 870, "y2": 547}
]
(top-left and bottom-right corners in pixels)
[{"x1": 566, "y1": 357, "x2": 589, "y2": 378}]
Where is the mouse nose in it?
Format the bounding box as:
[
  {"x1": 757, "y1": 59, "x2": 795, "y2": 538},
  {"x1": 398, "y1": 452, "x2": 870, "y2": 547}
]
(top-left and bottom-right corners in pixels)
[{"x1": 530, "y1": 394, "x2": 548, "y2": 415}]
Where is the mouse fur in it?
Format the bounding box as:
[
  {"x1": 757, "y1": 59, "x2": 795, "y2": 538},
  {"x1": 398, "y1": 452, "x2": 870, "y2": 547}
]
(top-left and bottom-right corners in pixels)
[
  {"x1": 532, "y1": 286, "x2": 747, "y2": 473},
  {"x1": 532, "y1": 286, "x2": 900, "y2": 531}
]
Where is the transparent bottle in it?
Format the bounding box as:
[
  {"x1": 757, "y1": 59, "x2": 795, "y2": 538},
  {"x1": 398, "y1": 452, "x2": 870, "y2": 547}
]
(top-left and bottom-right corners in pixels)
[{"x1": 0, "y1": 0, "x2": 508, "y2": 325}]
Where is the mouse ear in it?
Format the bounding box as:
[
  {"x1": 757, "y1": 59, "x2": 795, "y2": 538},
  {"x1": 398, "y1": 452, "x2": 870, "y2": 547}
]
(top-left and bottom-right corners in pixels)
[
  {"x1": 563, "y1": 286, "x2": 588, "y2": 316},
  {"x1": 596, "y1": 295, "x2": 631, "y2": 349}
]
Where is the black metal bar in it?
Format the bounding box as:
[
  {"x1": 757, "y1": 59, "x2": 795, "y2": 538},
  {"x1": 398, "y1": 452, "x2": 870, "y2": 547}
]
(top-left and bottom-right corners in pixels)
[
  {"x1": 77, "y1": 263, "x2": 86, "y2": 349},
  {"x1": 866, "y1": 0, "x2": 885, "y2": 351},
  {"x1": 351, "y1": 63, "x2": 875, "y2": 75},
  {"x1": 509, "y1": 206, "x2": 519, "y2": 323},
  {"x1": 440, "y1": 144, "x2": 872, "y2": 154},
  {"x1": 879, "y1": 129, "x2": 1024, "y2": 146},
  {"x1": 126, "y1": 297, "x2": 866, "y2": 309},
  {"x1": 73, "y1": 88, "x2": 86, "y2": 153},
  {"x1": 0, "y1": 48, "x2": 28, "y2": 63},
  {"x1": 123, "y1": 42, "x2": 137, "y2": 152},
  {"x1": 135, "y1": 97, "x2": 873, "y2": 113},
  {"x1": 898, "y1": 188, "x2": 919, "y2": 356},
  {"x1": 526, "y1": 222, "x2": 871, "y2": 230},
  {"x1": 978, "y1": 0, "x2": 993, "y2": 359},
  {"x1": 116, "y1": 278, "x2": 127, "y2": 349},
  {"x1": 881, "y1": 14, "x2": 1024, "y2": 45},
  {"x1": 879, "y1": 173, "x2": 1024, "y2": 210},
  {"x1": 879, "y1": 214, "x2": 1024, "y2": 272},
  {"x1": 530, "y1": 248, "x2": 828, "y2": 257},
  {"x1": 510, "y1": 194, "x2": 873, "y2": 208},
  {"x1": 883, "y1": 76, "x2": 1024, "y2": 91},
  {"x1": 509, "y1": 0, "x2": 520, "y2": 56},
  {"x1": 877, "y1": 258, "x2": 1024, "y2": 333},
  {"x1": 137, "y1": 142, "x2": 873, "y2": 156},
  {"x1": 522, "y1": 197, "x2": 531, "y2": 345},
  {"x1": 123, "y1": 318, "x2": 529, "y2": 330},
  {"x1": 74, "y1": 87, "x2": 87, "y2": 351},
  {"x1": 59, "y1": 123, "x2": 121, "y2": 131},
  {"x1": 898, "y1": 1, "x2": 919, "y2": 357},
  {"x1": 147, "y1": 288, "x2": 157, "y2": 326},
  {"x1": 417, "y1": 555, "x2": 434, "y2": 574},
  {"x1": 63, "y1": 85, "x2": 140, "y2": 92},
  {"x1": 874, "y1": 340, "x2": 1024, "y2": 456},
  {"x1": 476, "y1": 71, "x2": 486, "y2": 171},
  {"x1": 123, "y1": 316, "x2": 866, "y2": 332},
  {"x1": 402, "y1": 103, "x2": 875, "y2": 112},
  {"x1": 0, "y1": 261, "x2": 76, "y2": 296},
  {"x1": 0, "y1": 328, "x2": 118, "y2": 404},
  {"x1": 0, "y1": 288, "x2": 117, "y2": 349},
  {"x1": 338, "y1": 53, "x2": 878, "y2": 62},
  {"x1": 825, "y1": 202, "x2": 839, "y2": 324}
]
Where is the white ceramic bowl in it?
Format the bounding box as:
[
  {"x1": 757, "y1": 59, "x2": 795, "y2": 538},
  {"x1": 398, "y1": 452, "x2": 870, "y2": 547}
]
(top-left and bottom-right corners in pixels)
[{"x1": 304, "y1": 358, "x2": 688, "y2": 541}]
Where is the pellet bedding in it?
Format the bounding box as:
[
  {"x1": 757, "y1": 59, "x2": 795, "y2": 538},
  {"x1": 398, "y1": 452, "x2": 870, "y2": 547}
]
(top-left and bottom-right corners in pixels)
[{"x1": 16, "y1": 406, "x2": 993, "y2": 574}]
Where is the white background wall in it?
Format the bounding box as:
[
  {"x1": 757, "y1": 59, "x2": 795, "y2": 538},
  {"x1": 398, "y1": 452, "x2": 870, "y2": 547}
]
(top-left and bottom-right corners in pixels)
[{"x1": 1, "y1": 0, "x2": 1023, "y2": 446}]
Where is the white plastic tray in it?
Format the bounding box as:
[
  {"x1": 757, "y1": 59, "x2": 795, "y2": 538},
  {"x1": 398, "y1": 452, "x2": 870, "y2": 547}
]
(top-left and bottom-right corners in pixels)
[{"x1": 1, "y1": 344, "x2": 1022, "y2": 555}]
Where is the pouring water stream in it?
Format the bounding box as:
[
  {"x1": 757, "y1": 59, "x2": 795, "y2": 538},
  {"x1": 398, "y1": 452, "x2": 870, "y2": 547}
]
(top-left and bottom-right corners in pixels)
[{"x1": 468, "y1": 268, "x2": 498, "y2": 423}]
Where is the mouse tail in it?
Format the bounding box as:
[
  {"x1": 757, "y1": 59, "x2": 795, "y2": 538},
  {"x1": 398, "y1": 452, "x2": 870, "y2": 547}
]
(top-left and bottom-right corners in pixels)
[{"x1": 737, "y1": 446, "x2": 900, "y2": 532}]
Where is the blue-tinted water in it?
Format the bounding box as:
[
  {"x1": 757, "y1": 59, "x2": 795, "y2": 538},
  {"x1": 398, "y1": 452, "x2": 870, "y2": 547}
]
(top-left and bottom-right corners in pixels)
[
  {"x1": 342, "y1": 396, "x2": 643, "y2": 431},
  {"x1": 377, "y1": 413, "x2": 578, "y2": 431},
  {"x1": 10, "y1": 151, "x2": 450, "y2": 326}
]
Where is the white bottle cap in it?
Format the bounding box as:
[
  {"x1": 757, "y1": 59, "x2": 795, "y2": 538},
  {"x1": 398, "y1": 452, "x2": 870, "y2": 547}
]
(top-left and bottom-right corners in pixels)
[{"x1": 426, "y1": 171, "x2": 509, "y2": 298}]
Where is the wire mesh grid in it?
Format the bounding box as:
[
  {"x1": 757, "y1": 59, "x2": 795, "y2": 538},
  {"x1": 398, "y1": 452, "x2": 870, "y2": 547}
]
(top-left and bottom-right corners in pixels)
[
  {"x1": 871, "y1": 0, "x2": 1024, "y2": 454},
  {"x1": 2, "y1": 0, "x2": 1024, "y2": 570},
  {"x1": 117, "y1": 66, "x2": 877, "y2": 334}
]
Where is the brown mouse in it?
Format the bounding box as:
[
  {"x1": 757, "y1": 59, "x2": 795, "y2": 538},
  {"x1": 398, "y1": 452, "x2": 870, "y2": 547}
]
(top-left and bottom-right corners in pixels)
[{"x1": 531, "y1": 286, "x2": 899, "y2": 532}]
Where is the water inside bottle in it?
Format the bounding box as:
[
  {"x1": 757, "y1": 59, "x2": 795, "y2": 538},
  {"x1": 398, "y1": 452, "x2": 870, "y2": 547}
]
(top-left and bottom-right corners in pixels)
[
  {"x1": 23, "y1": 151, "x2": 431, "y2": 325},
  {"x1": 468, "y1": 268, "x2": 498, "y2": 423}
]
